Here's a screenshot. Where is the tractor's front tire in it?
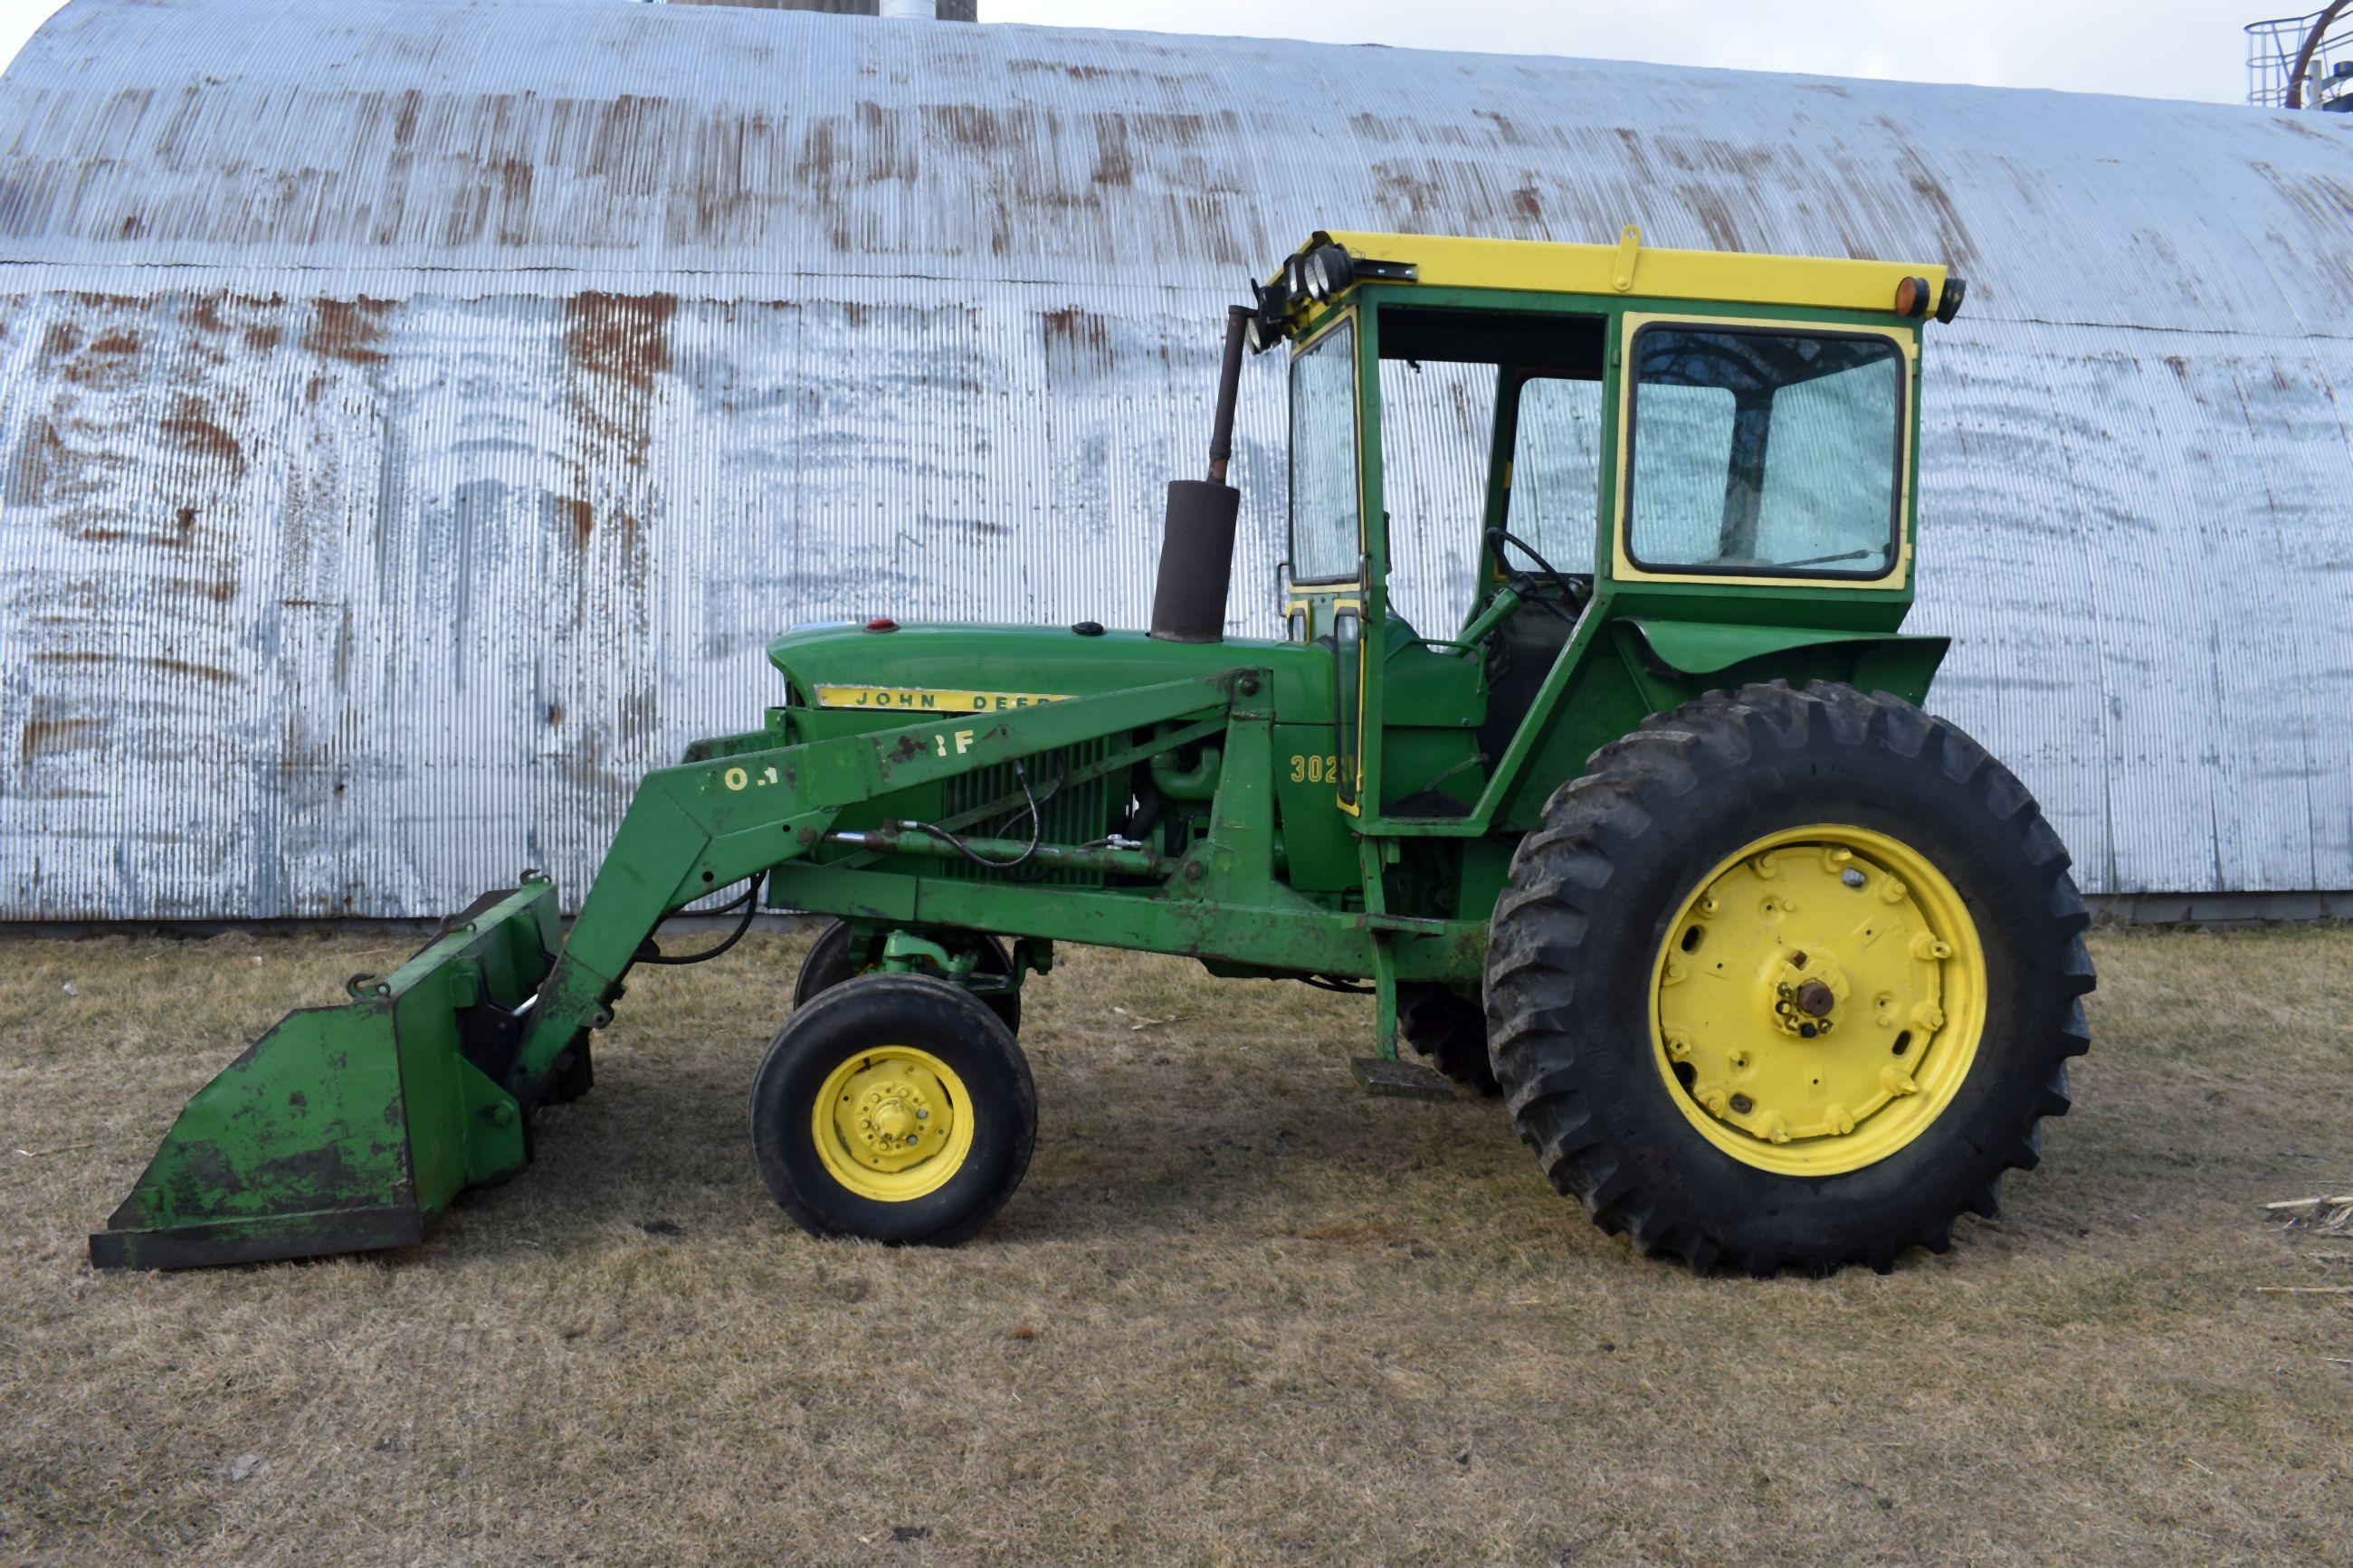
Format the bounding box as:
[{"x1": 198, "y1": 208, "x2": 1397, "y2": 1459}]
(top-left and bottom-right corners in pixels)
[
  {"x1": 1396, "y1": 984, "x2": 1500, "y2": 1097},
  {"x1": 1485, "y1": 681, "x2": 2094, "y2": 1276},
  {"x1": 749, "y1": 973, "x2": 1036, "y2": 1246},
  {"x1": 795, "y1": 918, "x2": 1023, "y2": 1034}
]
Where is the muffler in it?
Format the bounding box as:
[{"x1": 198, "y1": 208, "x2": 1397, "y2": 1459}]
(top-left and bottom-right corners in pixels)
[{"x1": 1148, "y1": 305, "x2": 1252, "y2": 643}]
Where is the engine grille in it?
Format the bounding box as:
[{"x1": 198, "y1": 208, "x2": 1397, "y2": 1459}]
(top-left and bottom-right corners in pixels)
[{"x1": 935, "y1": 737, "x2": 1123, "y2": 889}]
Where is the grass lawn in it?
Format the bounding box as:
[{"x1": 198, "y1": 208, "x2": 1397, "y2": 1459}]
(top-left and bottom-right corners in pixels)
[{"x1": 3, "y1": 922, "x2": 2348, "y2": 1564}]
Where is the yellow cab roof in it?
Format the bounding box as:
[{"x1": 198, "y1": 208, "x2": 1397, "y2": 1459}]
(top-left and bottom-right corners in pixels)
[{"x1": 1285, "y1": 227, "x2": 1950, "y2": 318}]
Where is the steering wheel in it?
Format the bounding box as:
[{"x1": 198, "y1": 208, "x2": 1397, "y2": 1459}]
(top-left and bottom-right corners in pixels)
[{"x1": 1484, "y1": 527, "x2": 1590, "y2": 614}]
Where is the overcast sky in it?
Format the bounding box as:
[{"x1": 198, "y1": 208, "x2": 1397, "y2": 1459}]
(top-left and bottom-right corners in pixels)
[
  {"x1": 990, "y1": 1, "x2": 2272, "y2": 104},
  {"x1": 0, "y1": 0, "x2": 2288, "y2": 104}
]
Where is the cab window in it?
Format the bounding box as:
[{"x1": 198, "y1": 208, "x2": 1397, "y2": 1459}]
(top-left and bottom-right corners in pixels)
[
  {"x1": 1288, "y1": 318, "x2": 1362, "y2": 584},
  {"x1": 1506, "y1": 375, "x2": 1605, "y2": 574},
  {"x1": 1377, "y1": 356, "x2": 1494, "y2": 632},
  {"x1": 1625, "y1": 326, "x2": 1903, "y2": 576}
]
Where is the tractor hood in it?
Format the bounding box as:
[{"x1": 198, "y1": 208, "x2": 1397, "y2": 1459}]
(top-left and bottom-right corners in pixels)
[{"x1": 767, "y1": 622, "x2": 1333, "y2": 719}]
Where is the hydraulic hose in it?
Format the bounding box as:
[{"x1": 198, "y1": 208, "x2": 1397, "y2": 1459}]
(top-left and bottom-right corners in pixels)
[{"x1": 638, "y1": 872, "x2": 767, "y2": 966}]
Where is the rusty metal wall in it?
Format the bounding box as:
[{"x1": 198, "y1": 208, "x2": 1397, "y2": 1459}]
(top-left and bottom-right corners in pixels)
[{"x1": 0, "y1": 0, "x2": 2348, "y2": 917}]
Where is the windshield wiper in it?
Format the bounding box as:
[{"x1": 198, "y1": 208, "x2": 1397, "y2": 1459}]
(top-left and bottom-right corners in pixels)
[{"x1": 1775, "y1": 547, "x2": 1882, "y2": 570}]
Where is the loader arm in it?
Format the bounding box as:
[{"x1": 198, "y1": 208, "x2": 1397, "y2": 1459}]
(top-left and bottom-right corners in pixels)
[
  {"x1": 91, "y1": 672, "x2": 1238, "y2": 1269},
  {"x1": 509, "y1": 672, "x2": 1239, "y2": 1106}
]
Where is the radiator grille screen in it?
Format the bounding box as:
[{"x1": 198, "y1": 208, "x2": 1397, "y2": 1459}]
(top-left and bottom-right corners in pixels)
[{"x1": 936, "y1": 737, "x2": 1123, "y2": 889}]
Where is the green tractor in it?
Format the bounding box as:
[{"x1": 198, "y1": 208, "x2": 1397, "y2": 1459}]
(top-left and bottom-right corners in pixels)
[{"x1": 92, "y1": 227, "x2": 2093, "y2": 1277}]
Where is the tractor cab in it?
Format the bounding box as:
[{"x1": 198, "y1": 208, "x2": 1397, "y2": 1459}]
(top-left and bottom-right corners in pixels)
[{"x1": 1244, "y1": 229, "x2": 1964, "y2": 833}]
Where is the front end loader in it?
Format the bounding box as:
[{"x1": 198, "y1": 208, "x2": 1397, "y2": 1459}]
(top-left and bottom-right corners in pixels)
[{"x1": 95, "y1": 228, "x2": 2093, "y2": 1277}]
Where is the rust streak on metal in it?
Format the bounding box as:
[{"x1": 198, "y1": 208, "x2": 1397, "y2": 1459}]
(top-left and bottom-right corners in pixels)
[
  {"x1": 160, "y1": 397, "x2": 244, "y2": 474},
  {"x1": 19, "y1": 714, "x2": 103, "y2": 763},
  {"x1": 302, "y1": 299, "x2": 395, "y2": 366},
  {"x1": 564, "y1": 293, "x2": 677, "y2": 389}
]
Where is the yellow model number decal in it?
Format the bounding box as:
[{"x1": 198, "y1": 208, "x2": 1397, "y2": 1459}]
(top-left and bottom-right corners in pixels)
[
  {"x1": 814, "y1": 685, "x2": 1073, "y2": 714},
  {"x1": 1288, "y1": 753, "x2": 1340, "y2": 784}
]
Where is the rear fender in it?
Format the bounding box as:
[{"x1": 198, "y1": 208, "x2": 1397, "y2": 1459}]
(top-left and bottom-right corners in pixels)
[{"x1": 1614, "y1": 619, "x2": 1949, "y2": 711}]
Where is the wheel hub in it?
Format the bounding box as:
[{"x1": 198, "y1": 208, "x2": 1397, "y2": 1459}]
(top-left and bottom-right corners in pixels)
[
  {"x1": 1653, "y1": 826, "x2": 1986, "y2": 1174},
  {"x1": 1767, "y1": 953, "x2": 1849, "y2": 1039},
  {"x1": 819, "y1": 1050, "x2": 964, "y2": 1185}
]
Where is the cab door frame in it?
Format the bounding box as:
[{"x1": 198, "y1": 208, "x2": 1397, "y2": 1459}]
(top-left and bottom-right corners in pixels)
[
  {"x1": 1279, "y1": 302, "x2": 1381, "y2": 817},
  {"x1": 1347, "y1": 285, "x2": 1624, "y2": 835}
]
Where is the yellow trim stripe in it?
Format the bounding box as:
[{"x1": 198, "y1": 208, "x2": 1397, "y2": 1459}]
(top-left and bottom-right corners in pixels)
[{"x1": 813, "y1": 685, "x2": 1073, "y2": 714}]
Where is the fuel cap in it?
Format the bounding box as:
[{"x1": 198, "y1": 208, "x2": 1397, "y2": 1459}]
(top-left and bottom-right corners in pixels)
[{"x1": 1072, "y1": 621, "x2": 1105, "y2": 636}]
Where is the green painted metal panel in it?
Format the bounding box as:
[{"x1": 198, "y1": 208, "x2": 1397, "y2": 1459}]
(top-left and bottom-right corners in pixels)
[{"x1": 1621, "y1": 619, "x2": 1949, "y2": 678}]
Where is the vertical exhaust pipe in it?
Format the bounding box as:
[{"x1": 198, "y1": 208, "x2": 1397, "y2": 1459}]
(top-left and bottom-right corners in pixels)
[{"x1": 1149, "y1": 305, "x2": 1252, "y2": 643}]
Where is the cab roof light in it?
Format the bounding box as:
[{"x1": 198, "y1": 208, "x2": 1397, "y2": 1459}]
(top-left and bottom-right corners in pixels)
[
  {"x1": 1250, "y1": 242, "x2": 1423, "y2": 353},
  {"x1": 1935, "y1": 277, "x2": 1968, "y2": 324},
  {"x1": 1303, "y1": 242, "x2": 1352, "y2": 302},
  {"x1": 1299, "y1": 242, "x2": 1415, "y2": 303}
]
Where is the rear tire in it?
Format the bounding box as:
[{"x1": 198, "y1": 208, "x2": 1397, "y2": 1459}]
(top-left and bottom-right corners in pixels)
[
  {"x1": 750, "y1": 973, "x2": 1035, "y2": 1246},
  {"x1": 1396, "y1": 984, "x2": 1500, "y2": 1096},
  {"x1": 795, "y1": 918, "x2": 1022, "y2": 1034},
  {"x1": 1485, "y1": 680, "x2": 2094, "y2": 1276}
]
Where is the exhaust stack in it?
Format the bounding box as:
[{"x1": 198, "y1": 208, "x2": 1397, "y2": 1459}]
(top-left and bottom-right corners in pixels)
[{"x1": 1148, "y1": 305, "x2": 1252, "y2": 643}]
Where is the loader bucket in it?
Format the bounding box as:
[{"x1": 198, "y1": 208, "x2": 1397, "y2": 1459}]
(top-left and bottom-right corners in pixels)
[{"x1": 90, "y1": 879, "x2": 561, "y2": 1270}]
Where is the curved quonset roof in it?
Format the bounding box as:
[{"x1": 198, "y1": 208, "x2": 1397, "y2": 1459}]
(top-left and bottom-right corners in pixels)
[{"x1": 0, "y1": 0, "x2": 2348, "y2": 916}]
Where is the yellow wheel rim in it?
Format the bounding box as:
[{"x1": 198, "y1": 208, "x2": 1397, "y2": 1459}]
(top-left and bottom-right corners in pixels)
[
  {"x1": 1650, "y1": 823, "x2": 1987, "y2": 1176},
  {"x1": 811, "y1": 1046, "x2": 976, "y2": 1202}
]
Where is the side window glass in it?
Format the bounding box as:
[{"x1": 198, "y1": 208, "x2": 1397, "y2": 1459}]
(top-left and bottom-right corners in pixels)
[
  {"x1": 1507, "y1": 376, "x2": 1605, "y2": 575},
  {"x1": 1626, "y1": 383, "x2": 1737, "y2": 565},
  {"x1": 1288, "y1": 319, "x2": 1362, "y2": 584},
  {"x1": 1626, "y1": 327, "x2": 1902, "y2": 576},
  {"x1": 1753, "y1": 360, "x2": 1901, "y2": 565},
  {"x1": 1378, "y1": 357, "x2": 1495, "y2": 632}
]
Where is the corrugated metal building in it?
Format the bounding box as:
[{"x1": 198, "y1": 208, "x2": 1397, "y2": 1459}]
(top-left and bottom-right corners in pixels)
[{"x1": 0, "y1": 0, "x2": 2348, "y2": 919}]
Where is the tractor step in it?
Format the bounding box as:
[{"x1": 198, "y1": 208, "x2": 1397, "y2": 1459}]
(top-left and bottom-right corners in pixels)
[{"x1": 1350, "y1": 1057, "x2": 1461, "y2": 1099}]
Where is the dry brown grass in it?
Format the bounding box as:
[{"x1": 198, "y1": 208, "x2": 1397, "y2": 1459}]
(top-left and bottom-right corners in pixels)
[{"x1": 3, "y1": 923, "x2": 2349, "y2": 1565}]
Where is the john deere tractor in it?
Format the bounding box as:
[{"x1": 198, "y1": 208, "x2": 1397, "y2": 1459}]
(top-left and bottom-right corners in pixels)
[{"x1": 92, "y1": 227, "x2": 2093, "y2": 1276}]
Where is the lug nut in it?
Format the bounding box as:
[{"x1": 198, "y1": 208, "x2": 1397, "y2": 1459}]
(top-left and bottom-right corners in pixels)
[{"x1": 1910, "y1": 932, "x2": 1954, "y2": 961}]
